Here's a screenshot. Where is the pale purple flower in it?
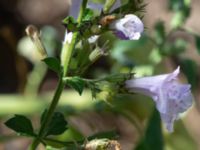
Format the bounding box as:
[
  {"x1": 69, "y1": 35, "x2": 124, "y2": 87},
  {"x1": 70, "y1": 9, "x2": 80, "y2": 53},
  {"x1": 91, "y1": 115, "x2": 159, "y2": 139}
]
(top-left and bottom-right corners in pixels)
[
  {"x1": 125, "y1": 67, "x2": 193, "y2": 132},
  {"x1": 110, "y1": 14, "x2": 144, "y2": 40}
]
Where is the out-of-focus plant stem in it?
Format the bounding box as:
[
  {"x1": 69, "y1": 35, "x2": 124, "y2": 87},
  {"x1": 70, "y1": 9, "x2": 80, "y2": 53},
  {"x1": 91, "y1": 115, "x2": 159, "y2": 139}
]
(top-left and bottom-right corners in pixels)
[
  {"x1": 24, "y1": 62, "x2": 47, "y2": 97},
  {"x1": 29, "y1": 0, "x2": 88, "y2": 149}
]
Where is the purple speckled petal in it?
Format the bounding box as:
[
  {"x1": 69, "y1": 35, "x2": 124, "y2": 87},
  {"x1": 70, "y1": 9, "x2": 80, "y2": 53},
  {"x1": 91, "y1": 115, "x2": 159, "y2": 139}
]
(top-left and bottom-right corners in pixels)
[{"x1": 125, "y1": 66, "x2": 193, "y2": 132}]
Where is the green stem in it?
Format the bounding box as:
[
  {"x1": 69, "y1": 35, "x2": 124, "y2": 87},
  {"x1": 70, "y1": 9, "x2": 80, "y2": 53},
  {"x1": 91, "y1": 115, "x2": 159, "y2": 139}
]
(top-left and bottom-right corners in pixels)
[
  {"x1": 24, "y1": 62, "x2": 47, "y2": 97},
  {"x1": 63, "y1": 0, "x2": 88, "y2": 76},
  {"x1": 29, "y1": 0, "x2": 88, "y2": 149},
  {"x1": 29, "y1": 78, "x2": 65, "y2": 150}
]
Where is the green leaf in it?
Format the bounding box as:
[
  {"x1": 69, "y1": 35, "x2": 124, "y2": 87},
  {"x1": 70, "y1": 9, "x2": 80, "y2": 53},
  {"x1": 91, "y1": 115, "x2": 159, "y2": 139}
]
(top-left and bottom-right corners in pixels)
[
  {"x1": 41, "y1": 112, "x2": 68, "y2": 136},
  {"x1": 111, "y1": 0, "x2": 147, "y2": 14},
  {"x1": 65, "y1": 76, "x2": 85, "y2": 95},
  {"x1": 195, "y1": 35, "x2": 200, "y2": 54},
  {"x1": 43, "y1": 57, "x2": 61, "y2": 74},
  {"x1": 180, "y1": 59, "x2": 198, "y2": 88},
  {"x1": 135, "y1": 108, "x2": 164, "y2": 150},
  {"x1": 5, "y1": 115, "x2": 34, "y2": 136},
  {"x1": 62, "y1": 16, "x2": 78, "y2": 31},
  {"x1": 82, "y1": 8, "x2": 94, "y2": 21},
  {"x1": 154, "y1": 21, "x2": 165, "y2": 46}
]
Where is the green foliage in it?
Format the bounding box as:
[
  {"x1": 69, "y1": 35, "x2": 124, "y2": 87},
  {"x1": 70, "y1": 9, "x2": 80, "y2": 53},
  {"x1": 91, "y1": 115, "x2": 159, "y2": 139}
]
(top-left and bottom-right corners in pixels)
[
  {"x1": 65, "y1": 76, "x2": 85, "y2": 95},
  {"x1": 82, "y1": 8, "x2": 94, "y2": 21},
  {"x1": 169, "y1": 0, "x2": 191, "y2": 28},
  {"x1": 62, "y1": 16, "x2": 78, "y2": 32},
  {"x1": 180, "y1": 59, "x2": 198, "y2": 88},
  {"x1": 43, "y1": 57, "x2": 61, "y2": 74},
  {"x1": 41, "y1": 111, "x2": 68, "y2": 136},
  {"x1": 161, "y1": 38, "x2": 187, "y2": 55},
  {"x1": 154, "y1": 21, "x2": 166, "y2": 46},
  {"x1": 166, "y1": 120, "x2": 197, "y2": 150},
  {"x1": 112, "y1": 0, "x2": 147, "y2": 14},
  {"x1": 101, "y1": 73, "x2": 134, "y2": 83},
  {"x1": 135, "y1": 108, "x2": 164, "y2": 150},
  {"x1": 195, "y1": 35, "x2": 200, "y2": 54},
  {"x1": 5, "y1": 115, "x2": 35, "y2": 136}
]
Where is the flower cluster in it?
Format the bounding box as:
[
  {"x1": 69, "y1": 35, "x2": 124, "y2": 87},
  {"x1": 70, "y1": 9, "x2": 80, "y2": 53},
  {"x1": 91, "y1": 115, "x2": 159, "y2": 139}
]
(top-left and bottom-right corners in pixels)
[
  {"x1": 125, "y1": 67, "x2": 193, "y2": 132},
  {"x1": 65, "y1": 1, "x2": 192, "y2": 132}
]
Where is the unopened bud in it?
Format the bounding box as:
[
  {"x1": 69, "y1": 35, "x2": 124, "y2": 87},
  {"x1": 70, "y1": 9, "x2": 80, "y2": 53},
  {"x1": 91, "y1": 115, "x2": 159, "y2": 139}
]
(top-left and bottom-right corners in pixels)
[
  {"x1": 91, "y1": 25, "x2": 101, "y2": 34},
  {"x1": 25, "y1": 25, "x2": 47, "y2": 59},
  {"x1": 89, "y1": 47, "x2": 106, "y2": 63},
  {"x1": 84, "y1": 139, "x2": 121, "y2": 150}
]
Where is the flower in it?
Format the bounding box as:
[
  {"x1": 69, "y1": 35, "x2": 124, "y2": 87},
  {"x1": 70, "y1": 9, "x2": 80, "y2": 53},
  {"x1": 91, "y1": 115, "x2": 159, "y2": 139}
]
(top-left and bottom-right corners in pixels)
[
  {"x1": 110, "y1": 14, "x2": 144, "y2": 40},
  {"x1": 125, "y1": 67, "x2": 193, "y2": 132}
]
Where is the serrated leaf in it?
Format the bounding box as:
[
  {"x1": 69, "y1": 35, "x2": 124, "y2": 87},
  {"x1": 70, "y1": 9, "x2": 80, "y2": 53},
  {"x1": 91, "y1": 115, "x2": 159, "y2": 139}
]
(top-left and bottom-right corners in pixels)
[
  {"x1": 43, "y1": 57, "x2": 61, "y2": 74},
  {"x1": 5, "y1": 115, "x2": 34, "y2": 136},
  {"x1": 195, "y1": 35, "x2": 200, "y2": 54},
  {"x1": 66, "y1": 76, "x2": 85, "y2": 95},
  {"x1": 41, "y1": 112, "x2": 68, "y2": 136},
  {"x1": 135, "y1": 108, "x2": 164, "y2": 150}
]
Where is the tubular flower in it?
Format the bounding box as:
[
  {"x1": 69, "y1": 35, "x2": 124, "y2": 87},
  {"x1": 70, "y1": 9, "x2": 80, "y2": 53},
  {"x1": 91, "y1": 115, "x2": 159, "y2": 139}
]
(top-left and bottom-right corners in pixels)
[
  {"x1": 110, "y1": 14, "x2": 144, "y2": 40},
  {"x1": 125, "y1": 67, "x2": 193, "y2": 132}
]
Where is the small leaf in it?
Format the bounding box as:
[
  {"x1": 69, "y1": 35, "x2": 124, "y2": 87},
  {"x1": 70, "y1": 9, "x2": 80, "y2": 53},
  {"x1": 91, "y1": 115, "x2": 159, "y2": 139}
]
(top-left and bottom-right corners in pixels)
[
  {"x1": 66, "y1": 76, "x2": 85, "y2": 95},
  {"x1": 42, "y1": 112, "x2": 68, "y2": 136},
  {"x1": 5, "y1": 115, "x2": 34, "y2": 136},
  {"x1": 62, "y1": 16, "x2": 78, "y2": 31},
  {"x1": 43, "y1": 57, "x2": 61, "y2": 74},
  {"x1": 135, "y1": 108, "x2": 164, "y2": 150},
  {"x1": 195, "y1": 35, "x2": 200, "y2": 54},
  {"x1": 82, "y1": 8, "x2": 94, "y2": 21}
]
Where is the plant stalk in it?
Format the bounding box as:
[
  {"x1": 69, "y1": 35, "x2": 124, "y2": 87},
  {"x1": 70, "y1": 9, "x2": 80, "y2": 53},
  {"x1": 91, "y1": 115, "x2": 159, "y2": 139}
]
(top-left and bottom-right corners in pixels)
[
  {"x1": 63, "y1": 0, "x2": 88, "y2": 76},
  {"x1": 29, "y1": 0, "x2": 88, "y2": 149}
]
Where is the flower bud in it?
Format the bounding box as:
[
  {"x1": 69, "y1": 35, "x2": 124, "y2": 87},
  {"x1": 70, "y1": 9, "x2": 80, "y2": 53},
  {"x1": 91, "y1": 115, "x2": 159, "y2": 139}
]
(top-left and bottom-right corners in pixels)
[
  {"x1": 61, "y1": 31, "x2": 73, "y2": 66},
  {"x1": 89, "y1": 46, "x2": 106, "y2": 63},
  {"x1": 84, "y1": 139, "x2": 121, "y2": 150},
  {"x1": 25, "y1": 25, "x2": 47, "y2": 59}
]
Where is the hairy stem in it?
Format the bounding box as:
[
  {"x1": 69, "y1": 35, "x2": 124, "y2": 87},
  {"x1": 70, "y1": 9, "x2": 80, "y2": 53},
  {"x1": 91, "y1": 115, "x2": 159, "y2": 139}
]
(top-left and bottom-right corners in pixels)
[
  {"x1": 29, "y1": 78, "x2": 65, "y2": 150},
  {"x1": 29, "y1": 0, "x2": 88, "y2": 149},
  {"x1": 63, "y1": 0, "x2": 88, "y2": 76}
]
